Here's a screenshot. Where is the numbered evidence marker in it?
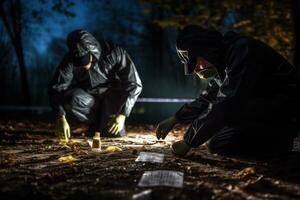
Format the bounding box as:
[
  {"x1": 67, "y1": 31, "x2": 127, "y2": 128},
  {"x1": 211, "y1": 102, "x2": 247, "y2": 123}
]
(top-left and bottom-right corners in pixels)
[
  {"x1": 135, "y1": 152, "x2": 165, "y2": 163},
  {"x1": 138, "y1": 170, "x2": 184, "y2": 188}
]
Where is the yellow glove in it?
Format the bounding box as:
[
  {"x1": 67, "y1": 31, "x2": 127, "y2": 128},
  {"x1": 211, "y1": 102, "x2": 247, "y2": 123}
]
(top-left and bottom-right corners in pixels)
[
  {"x1": 156, "y1": 116, "x2": 178, "y2": 139},
  {"x1": 107, "y1": 114, "x2": 126, "y2": 135},
  {"x1": 55, "y1": 115, "x2": 71, "y2": 142}
]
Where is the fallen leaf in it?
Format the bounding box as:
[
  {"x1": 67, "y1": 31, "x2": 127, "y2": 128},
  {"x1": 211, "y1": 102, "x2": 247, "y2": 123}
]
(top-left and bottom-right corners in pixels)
[
  {"x1": 59, "y1": 139, "x2": 82, "y2": 145},
  {"x1": 105, "y1": 146, "x2": 122, "y2": 153},
  {"x1": 58, "y1": 155, "x2": 77, "y2": 163},
  {"x1": 237, "y1": 167, "x2": 256, "y2": 179}
]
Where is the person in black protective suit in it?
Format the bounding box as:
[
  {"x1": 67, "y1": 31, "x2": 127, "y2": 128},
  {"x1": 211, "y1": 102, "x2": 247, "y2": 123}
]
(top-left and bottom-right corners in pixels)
[
  {"x1": 156, "y1": 25, "x2": 300, "y2": 158},
  {"x1": 49, "y1": 30, "x2": 142, "y2": 141}
]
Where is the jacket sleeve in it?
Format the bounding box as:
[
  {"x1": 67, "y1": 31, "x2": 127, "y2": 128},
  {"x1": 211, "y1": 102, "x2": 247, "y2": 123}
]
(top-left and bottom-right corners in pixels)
[
  {"x1": 115, "y1": 48, "x2": 142, "y2": 117},
  {"x1": 48, "y1": 55, "x2": 73, "y2": 116},
  {"x1": 184, "y1": 39, "x2": 264, "y2": 147},
  {"x1": 175, "y1": 78, "x2": 219, "y2": 123}
]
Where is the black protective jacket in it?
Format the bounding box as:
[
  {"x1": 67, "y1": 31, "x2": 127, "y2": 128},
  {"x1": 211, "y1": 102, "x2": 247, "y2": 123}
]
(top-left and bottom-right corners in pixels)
[
  {"x1": 175, "y1": 30, "x2": 300, "y2": 147},
  {"x1": 48, "y1": 30, "x2": 142, "y2": 117}
]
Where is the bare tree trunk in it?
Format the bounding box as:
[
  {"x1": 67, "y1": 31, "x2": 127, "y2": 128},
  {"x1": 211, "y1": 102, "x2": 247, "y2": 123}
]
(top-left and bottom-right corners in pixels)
[
  {"x1": 293, "y1": 0, "x2": 300, "y2": 73},
  {"x1": 148, "y1": 4, "x2": 164, "y2": 77},
  {"x1": 15, "y1": 28, "x2": 31, "y2": 105},
  {"x1": 0, "y1": 0, "x2": 31, "y2": 105}
]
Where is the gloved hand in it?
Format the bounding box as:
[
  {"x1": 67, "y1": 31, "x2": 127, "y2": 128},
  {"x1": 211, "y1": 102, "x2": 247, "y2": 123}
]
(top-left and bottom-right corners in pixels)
[
  {"x1": 156, "y1": 116, "x2": 178, "y2": 140},
  {"x1": 107, "y1": 114, "x2": 126, "y2": 135},
  {"x1": 55, "y1": 115, "x2": 71, "y2": 142},
  {"x1": 171, "y1": 140, "x2": 191, "y2": 157}
]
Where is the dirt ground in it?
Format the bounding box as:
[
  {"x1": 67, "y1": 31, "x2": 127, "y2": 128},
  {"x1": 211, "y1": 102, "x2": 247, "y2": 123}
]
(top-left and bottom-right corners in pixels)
[{"x1": 0, "y1": 120, "x2": 300, "y2": 200}]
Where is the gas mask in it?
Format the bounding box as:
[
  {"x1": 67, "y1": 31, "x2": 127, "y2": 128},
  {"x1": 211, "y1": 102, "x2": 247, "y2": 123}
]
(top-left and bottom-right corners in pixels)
[{"x1": 195, "y1": 68, "x2": 217, "y2": 79}]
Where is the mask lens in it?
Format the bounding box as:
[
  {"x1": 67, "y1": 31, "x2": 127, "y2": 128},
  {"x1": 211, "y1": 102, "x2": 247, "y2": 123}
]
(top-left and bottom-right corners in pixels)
[{"x1": 195, "y1": 68, "x2": 217, "y2": 79}]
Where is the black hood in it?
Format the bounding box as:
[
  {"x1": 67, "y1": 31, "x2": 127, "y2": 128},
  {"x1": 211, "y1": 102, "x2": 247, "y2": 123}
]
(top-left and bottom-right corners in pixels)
[
  {"x1": 176, "y1": 25, "x2": 224, "y2": 75},
  {"x1": 67, "y1": 29, "x2": 101, "y2": 61}
]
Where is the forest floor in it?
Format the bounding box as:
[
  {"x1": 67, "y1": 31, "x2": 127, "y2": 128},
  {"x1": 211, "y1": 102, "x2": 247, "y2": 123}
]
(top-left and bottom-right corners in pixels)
[{"x1": 0, "y1": 120, "x2": 300, "y2": 200}]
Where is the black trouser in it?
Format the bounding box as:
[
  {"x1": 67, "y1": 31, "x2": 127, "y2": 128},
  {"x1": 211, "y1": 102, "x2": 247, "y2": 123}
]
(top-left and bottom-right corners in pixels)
[
  {"x1": 63, "y1": 88, "x2": 126, "y2": 137},
  {"x1": 208, "y1": 125, "x2": 295, "y2": 158},
  {"x1": 191, "y1": 96, "x2": 299, "y2": 157}
]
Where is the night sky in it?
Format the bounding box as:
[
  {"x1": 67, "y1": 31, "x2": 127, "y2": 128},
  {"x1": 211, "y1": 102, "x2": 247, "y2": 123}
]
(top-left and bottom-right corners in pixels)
[{"x1": 23, "y1": 0, "x2": 144, "y2": 64}]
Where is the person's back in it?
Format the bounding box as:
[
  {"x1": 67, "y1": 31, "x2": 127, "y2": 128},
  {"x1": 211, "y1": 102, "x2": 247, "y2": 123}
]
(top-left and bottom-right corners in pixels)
[{"x1": 223, "y1": 33, "x2": 298, "y2": 96}]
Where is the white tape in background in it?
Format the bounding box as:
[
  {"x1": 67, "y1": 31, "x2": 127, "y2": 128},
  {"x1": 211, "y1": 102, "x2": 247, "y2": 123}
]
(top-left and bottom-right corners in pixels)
[
  {"x1": 138, "y1": 170, "x2": 184, "y2": 188},
  {"x1": 137, "y1": 98, "x2": 193, "y2": 103},
  {"x1": 135, "y1": 152, "x2": 165, "y2": 163},
  {"x1": 0, "y1": 98, "x2": 194, "y2": 112}
]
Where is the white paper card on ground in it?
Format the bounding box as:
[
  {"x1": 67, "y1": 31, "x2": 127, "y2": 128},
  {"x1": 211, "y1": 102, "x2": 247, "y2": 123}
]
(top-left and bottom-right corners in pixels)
[
  {"x1": 132, "y1": 189, "x2": 152, "y2": 200},
  {"x1": 138, "y1": 170, "x2": 184, "y2": 188},
  {"x1": 135, "y1": 152, "x2": 165, "y2": 163}
]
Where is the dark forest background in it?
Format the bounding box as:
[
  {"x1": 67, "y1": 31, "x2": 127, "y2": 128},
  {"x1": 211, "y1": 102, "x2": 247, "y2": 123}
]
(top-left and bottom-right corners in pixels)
[{"x1": 0, "y1": 0, "x2": 299, "y2": 121}]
